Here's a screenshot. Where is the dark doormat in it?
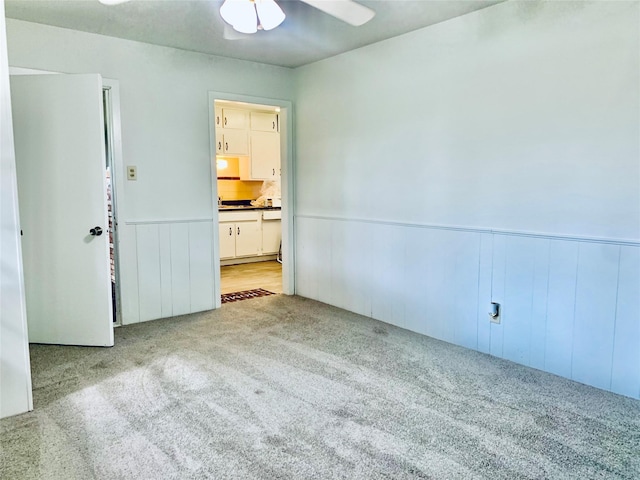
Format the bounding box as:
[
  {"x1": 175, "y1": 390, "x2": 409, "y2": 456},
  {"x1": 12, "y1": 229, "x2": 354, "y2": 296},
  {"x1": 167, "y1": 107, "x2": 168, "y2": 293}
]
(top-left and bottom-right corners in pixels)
[{"x1": 221, "y1": 288, "x2": 276, "y2": 304}]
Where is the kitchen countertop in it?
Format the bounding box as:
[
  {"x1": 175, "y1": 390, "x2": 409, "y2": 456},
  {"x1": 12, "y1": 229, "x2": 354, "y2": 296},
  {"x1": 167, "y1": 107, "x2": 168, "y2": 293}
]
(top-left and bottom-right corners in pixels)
[{"x1": 218, "y1": 203, "x2": 281, "y2": 212}]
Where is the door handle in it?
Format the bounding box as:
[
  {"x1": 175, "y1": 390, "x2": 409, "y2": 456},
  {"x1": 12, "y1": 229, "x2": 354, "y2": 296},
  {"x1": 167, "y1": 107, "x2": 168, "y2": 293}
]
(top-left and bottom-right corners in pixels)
[{"x1": 89, "y1": 226, "x2": 103, "y2": 236}]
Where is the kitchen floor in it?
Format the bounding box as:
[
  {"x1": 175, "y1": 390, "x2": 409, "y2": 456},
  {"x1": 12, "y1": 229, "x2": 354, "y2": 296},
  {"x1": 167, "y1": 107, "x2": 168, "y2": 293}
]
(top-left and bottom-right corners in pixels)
[{"x1": 220, "y1": 260, "x2": 282, "y2": 295}]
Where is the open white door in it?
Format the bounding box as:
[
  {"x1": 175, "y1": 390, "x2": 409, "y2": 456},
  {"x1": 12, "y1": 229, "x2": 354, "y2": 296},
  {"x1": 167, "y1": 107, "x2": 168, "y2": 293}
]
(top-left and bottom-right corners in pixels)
[{"x1": 11, "y1": 74, "x2": 114, "y2": 347}]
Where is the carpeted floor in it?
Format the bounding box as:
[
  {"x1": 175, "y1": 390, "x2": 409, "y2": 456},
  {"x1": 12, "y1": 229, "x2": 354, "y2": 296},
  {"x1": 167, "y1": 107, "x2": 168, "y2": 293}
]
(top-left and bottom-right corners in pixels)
[{"x1": 1, "y1": 295, "x2": 639, "y2": 479}]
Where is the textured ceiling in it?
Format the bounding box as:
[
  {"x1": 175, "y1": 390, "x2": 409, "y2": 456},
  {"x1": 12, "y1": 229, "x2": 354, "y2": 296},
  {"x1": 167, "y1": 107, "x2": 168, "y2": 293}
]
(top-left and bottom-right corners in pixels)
[{"x1": 4, "y1": 0, "x2": 503, "y2": 68}]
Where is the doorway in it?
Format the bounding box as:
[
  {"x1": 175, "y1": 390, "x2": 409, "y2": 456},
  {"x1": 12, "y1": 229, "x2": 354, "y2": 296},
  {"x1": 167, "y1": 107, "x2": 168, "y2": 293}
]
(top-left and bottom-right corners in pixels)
[
  {"x1": 102, "y1": 84, "x2": 122, "y2": 325},
  {"x1": 209, "y1": 93, "x2": 294, "y2": 306}
]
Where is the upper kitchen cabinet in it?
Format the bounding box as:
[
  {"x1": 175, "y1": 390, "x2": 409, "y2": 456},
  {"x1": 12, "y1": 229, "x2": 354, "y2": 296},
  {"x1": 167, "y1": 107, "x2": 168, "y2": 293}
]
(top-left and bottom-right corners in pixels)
[
  {"x1": 216, "y1": 129, "x2": 249, "y2": 155},
  {"x1": 214, "y1": 102, "x2": 280, "y2": 181},
  {"x1": 244, "y1": 131, "x2": 280, "y2": 179},
  {"x1": 215, "y1": 107, "x2": 248, "y2": 130},
  {"x1": 250, "y1": 112, "x2": 278, "y2": 132}
]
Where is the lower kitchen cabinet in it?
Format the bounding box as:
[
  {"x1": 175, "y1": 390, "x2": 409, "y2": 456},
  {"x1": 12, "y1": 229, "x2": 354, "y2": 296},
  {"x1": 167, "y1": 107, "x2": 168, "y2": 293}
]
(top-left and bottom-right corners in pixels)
[
  {"x1": 262, "y1": 214, "x2": 281, "y2": 255},
  {"x1": 218, "y1": 209, "x2": 281, "y2": 262},
  {"x1": 218, "y1": 218, "x2": 261, "y2": 260}
]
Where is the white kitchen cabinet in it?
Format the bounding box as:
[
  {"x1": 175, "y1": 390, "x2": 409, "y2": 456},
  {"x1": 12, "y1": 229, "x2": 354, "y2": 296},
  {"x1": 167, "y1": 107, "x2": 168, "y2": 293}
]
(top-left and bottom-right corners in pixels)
[
  {"x1": 214, "y1": 106, "x2": 223, "y2": 129},
  {"x1": 218, "y1": 210, "x2": 281, "y2": 263},
  {"x1": 262, "y1": 210, "x2": 281, "y2": 255},
  {"x1": 214, "y1": 107, "x2": 248, "y2": 130},
  {"x1": 218, "y1": 211, "x2": 261, "y2": 260},
  {"x1": 241, "y1": 131, "x2": 280, "y2": 180},
  {"x1": 250, "y1": 112, "x2": 278, "y2": 132},
  {"x1": 234, "y1": 221, "x2": 261, "y2": 257},
  {"x1": 215, "y1": 129, "x2": 248, "y2": 156},
  {"x1": 218, "y1": 223, "x2": 236, "y2": 259}
]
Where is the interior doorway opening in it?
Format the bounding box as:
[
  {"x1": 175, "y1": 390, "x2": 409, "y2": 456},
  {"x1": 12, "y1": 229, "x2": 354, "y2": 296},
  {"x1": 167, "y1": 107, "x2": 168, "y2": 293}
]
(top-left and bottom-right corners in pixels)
[
  {"x1": 213, "y1": 99, "x2": 283, "y2": 301},
  {"x1": 209, "y1": 92, "x2": 295, "y2": 308},
  {"x1": 103, "y1": 85, "x2": 122, "y2": 325}
]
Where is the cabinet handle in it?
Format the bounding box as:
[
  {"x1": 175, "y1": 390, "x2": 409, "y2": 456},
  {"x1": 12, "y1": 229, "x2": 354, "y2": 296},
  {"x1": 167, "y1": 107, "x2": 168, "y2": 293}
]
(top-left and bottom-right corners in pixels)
[
  {"x1": 225, "y1": 142, "x2": 228, "y2": 151},
  {"x1": 229, "y1": 227, "x2": 232, "y2": 236},
  {"x1": 237, "y1": 226, "x2": 240, "y2": 235},
  {"x1": 272, "y1": 168, "x2": 275, "y2": 176},
  {"x1": 216, "y1": 116, "x2": 220, "y2": 126},
  {"x1": 224, "y1": 117, "x2": 227, "y2": 126},
  {"x1": 218, "y1": 141, "x2": 222, "y2": 150},
  {"x1": 272, "y1": 121, "x2": 275, "y2": 130}
]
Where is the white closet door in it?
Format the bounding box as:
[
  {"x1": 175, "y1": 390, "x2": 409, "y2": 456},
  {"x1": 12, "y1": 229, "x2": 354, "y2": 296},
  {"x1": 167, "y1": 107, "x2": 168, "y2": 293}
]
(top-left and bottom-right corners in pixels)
[{"x1": 11, "y1": 74, "x2": 114, "y2": 347}]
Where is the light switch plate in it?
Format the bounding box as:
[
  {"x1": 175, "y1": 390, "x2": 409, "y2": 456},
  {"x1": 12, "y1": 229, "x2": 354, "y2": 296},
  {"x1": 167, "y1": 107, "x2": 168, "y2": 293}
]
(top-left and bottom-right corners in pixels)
[{"x1": 127, "y1": 165, "x2": 137, "y2": 181}]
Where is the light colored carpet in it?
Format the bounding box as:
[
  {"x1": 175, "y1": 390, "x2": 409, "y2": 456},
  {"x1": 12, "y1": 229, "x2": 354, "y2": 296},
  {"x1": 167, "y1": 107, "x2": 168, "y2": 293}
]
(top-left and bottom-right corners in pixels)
[{"x1": 1, "y1": 295, "x2": 639, "y2": 479}]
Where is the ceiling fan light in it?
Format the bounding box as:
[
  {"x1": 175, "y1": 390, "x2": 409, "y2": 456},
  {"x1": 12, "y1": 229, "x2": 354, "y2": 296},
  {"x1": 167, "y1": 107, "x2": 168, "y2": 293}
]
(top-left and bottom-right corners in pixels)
[
  {"x1": 255, "y1": 0, "x2": 285, "y2": 31},
  {"x1": 220, "y1": 0, "x2": 257, "y2": 34}
]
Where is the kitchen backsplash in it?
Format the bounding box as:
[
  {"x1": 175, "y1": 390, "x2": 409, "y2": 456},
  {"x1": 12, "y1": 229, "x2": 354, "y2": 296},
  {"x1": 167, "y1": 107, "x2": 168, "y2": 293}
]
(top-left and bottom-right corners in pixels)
[
  {"x1": 216, "y1": 156, "x2": 262, "y2": 200},
  {"x1": 217, "y1": 179, "x2": 262, "y2": 200}
]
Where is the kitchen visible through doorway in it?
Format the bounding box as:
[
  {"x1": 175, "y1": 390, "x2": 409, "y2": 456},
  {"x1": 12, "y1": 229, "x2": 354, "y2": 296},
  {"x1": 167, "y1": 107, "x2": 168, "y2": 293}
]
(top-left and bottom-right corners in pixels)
[{"x1": 214, "y1": 99, "x2": 283, "y2": 299}]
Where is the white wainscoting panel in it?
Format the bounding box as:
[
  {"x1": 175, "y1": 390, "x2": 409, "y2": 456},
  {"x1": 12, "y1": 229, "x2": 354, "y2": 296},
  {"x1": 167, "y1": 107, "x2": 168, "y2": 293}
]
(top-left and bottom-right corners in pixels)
[
  {"x1": 159, "y1": 224, "x2": 173, "y2": 318},
  {"x1": 452, "y1": 231, "x2": 481, "y2": 350},
  {"x1": 136, "y1": 224, "x2": 162, "y2": 322},
  {"x1": 572, "y1": 242, "x2": 620, "y2": 390},
  {"x1": 117, "y1": 224, "x2": 140, "y2": 324},
  {"x1": 189, "y1": 222, "x2": 215, "y2": 313},
  {"x1": 120, "y1": 220, "x2": 215, "y2": 325},
  {"x1": 544, "y1": 239, "x2": 579, "y2": 379},
  {"x1": 477, "y1": 233, "x2": 493, "y2": 354},
  {"x1": 489, "y1": 234, "x2": 507, "y2": 359},
  {"x1": 502, "y1": 236, "x2": 537, "y2": 366},
  {"x1": 611, "y1": 246, "x2": 640, "y2": 398},
  {"x1": 340, "y1": 221, "x2": 373, "y2": 318},
  {"x1": 293, "y1": 216, "x2": 317, "y2": 301},
  {"x1": 295, "y1": 215, "x2": 640, "y2": 399},
  {"x1": 529, "y1": 239, "x2": 551, "y2": 372},
  {"x1": 403, "y1": 226, "x2": 430, "y2": 336},
  {"x1": 371, "y1": 223, "x2": 407, "y2": 330},
  {"x1": 170, "y1": 224, "x2": 191, "y2": 317}
]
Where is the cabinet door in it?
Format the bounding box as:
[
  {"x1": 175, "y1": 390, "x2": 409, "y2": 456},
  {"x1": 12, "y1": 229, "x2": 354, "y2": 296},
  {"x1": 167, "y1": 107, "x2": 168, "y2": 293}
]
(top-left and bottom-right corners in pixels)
[
  {"x1": 262, "y1": 219, "x2": 281, "y2": 255},
  {"x1": 215, "y1": 129, "x2": 223, "y2": 154},
  {"x1": 218, "y1": 223, "x2": 236, "y2": 259},
  {"x1": 214, "y1": 107, "x2": 223, "y2": 129},
  {"x1": 222, "y1": 108, "x2": 248, "y2": 130},
  {"x1": 250, "y1": 131, "x2": 280, "y2": 179},
  {"x1": 251, "y1": 112, "x2": 278, "y2": 132},
  {"x1": 223, "y1": 130, "x2": 248, "y2": 155},
  {"x1": 235, "y1": 221, "x2": 261, "y2": 257}
]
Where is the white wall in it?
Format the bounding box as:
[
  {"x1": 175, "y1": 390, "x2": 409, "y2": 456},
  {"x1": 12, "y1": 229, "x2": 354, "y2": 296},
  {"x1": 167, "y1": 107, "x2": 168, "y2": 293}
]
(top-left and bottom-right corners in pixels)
[
  {"x1": 0, "y1": 0, "x2": 32, "y2": 418},
  {"x1": 6, "y1": 19, "x2": 295, "y2": 324},
  {"x1": 294, "y1": 1, "x2": 640, "y2": 398}
]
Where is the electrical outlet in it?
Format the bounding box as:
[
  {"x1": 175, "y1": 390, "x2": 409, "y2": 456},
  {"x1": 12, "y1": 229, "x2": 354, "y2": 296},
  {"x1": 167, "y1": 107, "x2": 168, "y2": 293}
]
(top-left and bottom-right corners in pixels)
[
  {"x1": 127, "y1": 165, "x2": 137, "y2": 181},
  {"x1": 489, "y1": 302, "x2": 500, "y2": 324}
]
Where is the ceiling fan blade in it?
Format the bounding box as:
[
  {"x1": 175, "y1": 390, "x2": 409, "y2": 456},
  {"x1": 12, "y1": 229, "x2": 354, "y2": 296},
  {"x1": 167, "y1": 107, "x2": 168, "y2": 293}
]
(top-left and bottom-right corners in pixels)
[{"x1": 300, "y1": 0, "x2": 375, "y2": 27}]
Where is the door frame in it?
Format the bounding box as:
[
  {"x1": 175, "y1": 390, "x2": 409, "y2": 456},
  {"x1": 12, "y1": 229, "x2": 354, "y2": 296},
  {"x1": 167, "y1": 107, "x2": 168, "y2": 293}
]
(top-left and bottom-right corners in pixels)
[
  {"x1": 207, "y1": 92, "x2": 295, "y2": 306},
  {"x1": 102, "y1": 78, "x2": 125, "y2": 325}
]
